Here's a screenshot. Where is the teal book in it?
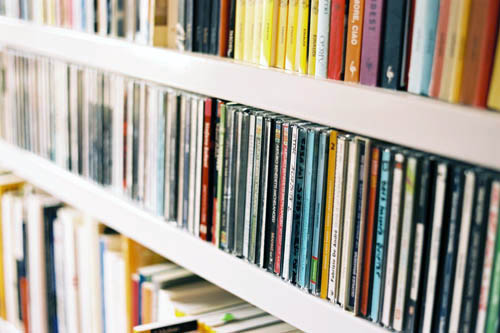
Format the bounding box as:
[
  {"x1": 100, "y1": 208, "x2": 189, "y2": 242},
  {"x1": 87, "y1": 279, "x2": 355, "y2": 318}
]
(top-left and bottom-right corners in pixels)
[{"x1": 370, "y1": 148, "x2": 394, "y2": 321}]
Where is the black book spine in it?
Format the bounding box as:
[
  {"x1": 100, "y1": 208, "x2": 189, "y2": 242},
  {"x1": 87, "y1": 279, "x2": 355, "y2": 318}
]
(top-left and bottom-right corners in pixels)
[
  {"x1": 185, "y1": 0, "x2": 195, "y2": 51},
  {"x1": 202, "y1": 0, "x2": 213, "y2": 53},
  {"x1": 194, "y1": 0, "x2": 206, "y2": 52},
  {"x1": 226, "y1": 0, "x2": 237, "y2": 57},
  {"x1": 379, "y1": 0, "x2": 409, "y2": 90},
  {"x1": 209, "y1": 0, "x2": 221, "y2": 54},
  {"x1": 459, "y1": 173, "x2": 491, "y2": 333}
]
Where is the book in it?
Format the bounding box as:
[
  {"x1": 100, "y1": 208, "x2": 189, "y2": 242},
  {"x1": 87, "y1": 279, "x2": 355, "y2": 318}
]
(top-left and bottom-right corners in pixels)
[
  {"x1": 210, "y1": 0, "x2": 221, "y2": 54},
  {"x1": 294, "y1": 0, "x2": 310, "y2": 73},
  {"x1": 133, "y1": 317, "x2": 198, "y2": 333},
  {"x1": 200, "y1": 99, "x2": 215, "y2": 241},
  {"x1": 285, "y1": 0, "x2": 299, "y2": 70},
  {"x1": 252, "y1": 0, "x2": 264, "y2": 64},
  {"x1": 459, "y1": 0, "x2": 500, "y2": 107},
  {"x1": 225, "y1": 0, "x2": 236, "y2": 57},
  {"x1": 248, "y1": 114, "x2": 263, "y2": 263},
  {"x1": 327, "y1": 0, "x2": 348, "y2": 80},
  {"x1": 306, "y1": 0, "x2": 319, "y2": 75},
  {"x1": 314, "y1": 0, "x2": 331, "y2": 78},
  {"x1": 243, "y1": 0, "x2": 256, "y2": 62},
  {"x1": 242, "y1": 112, "x2": 256, "y2": 259},
  {"x1": 214, "y1": 101, "x2": 227, "y2": 247},
  {"x1": 275, "y1": 0, "x2": 289, "y2": 69},
  {"x1": 234, "y1": 0, "x2": 246, "y2": 60},
  {"x1": 486, "y1": 191, "x2": 500, "y2": 332},
  {"x1": 344, "y1": 0, "x2": 365, "y2": 82},
  {"x1": 260, "y1": 0, "x2": 280, "y2": 67},
  {"x1": 359, "y1": 0, "x2": 384, "y2": 86},
  {"x1": 487, "y1": 33, "x2": 500, "y2": 111},
  {"x1": 428, "y1": 0, "x2": 451, "y2": 98}
]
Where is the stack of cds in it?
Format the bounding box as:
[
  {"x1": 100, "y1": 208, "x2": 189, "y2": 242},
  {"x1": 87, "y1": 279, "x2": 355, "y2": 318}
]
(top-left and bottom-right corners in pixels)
[{"x1": 2, "y1": 49, "x2": 500, "y2": 333}]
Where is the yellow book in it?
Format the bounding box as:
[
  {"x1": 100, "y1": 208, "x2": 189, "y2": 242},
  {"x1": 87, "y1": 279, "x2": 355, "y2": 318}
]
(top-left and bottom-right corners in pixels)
[
  {"x1": 243, "y1": 0, "x2": 256, "y2": 62},
  {"x1": 122, "y1": 237, "x2": 164, "y2": 333},
  {"x1": 235, "y1": 0, "x2": 247, "y2": 60},
  {"x1": 275, "y1": 0, "x2": 289, "y2": 69},
  {"x1": 488, "y1": 34, "x2": 500, "y2": 110},
  {"x1": 284, "y1": 0, "x2": 299, "y2": 70},
  {"x1": 152, "y1": 0, "x2": 169, "y2": 47},
  {"x1": 307, "y1": 0, "x2": 319, "y2": 76},
  {"x1": 252, "y1": 0, "x2": 264, "y2": 64},
  {"x1": 438, "y1": 0, "x2": 461, "y2": 101},
  {"x1": 320, "y1": 130, "x2": 337, "y2": 299},
  {"x1": 294, "y1": 0, "x2": 310, "y2": 73},
  {"x1": 0, "y1": 175, "x2": 24, "y2": 320},
  {"x1": 260, "y1": 0, "x2": 281, "y2": 67}
]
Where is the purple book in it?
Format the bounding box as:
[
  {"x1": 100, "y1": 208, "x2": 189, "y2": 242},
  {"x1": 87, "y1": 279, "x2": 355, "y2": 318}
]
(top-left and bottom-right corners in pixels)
[{"x1": 359, "y1": 0, "x2": 385, "y2": 86}]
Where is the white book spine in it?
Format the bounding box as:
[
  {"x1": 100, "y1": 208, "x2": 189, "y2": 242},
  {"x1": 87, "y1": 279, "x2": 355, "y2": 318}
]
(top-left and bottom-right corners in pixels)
[
  {"x1": 314, "y1": 0, "x2": 331, "y2": 78},
  {"x1": 69, "y1": 66, "x2": 79, "y2": 174},
  {"x1": 422, "y1": 163, "x2": 448, "y2": 333},
  {"x1": 103, "y1": 250, "x2": 117, "y2": 333},
  {"x1": 53, "y1": 219, "x2": 67, "y2": 333},
  {"x1": 98, "y1": 0, "x2": 107, "y2": 35},
  {"x1": 177, "y1": 96, "x2": 186, "y2": 227},
  {"x1": 164, "y1": 91, "x2": 178, "y2": 221},
  {"x1": 112, "y1": 75, "x2": 125, "y2": 194},
  {"x1": 187, "y1": 98, "x2": 198, "y2": 234},
  {"x1": 125, "y1": 0, "x2": 136, "y2": 40},
  {"x1": 86, "y1": 0, "x2": 95, "y2": 33},
  {"x1": 282, "y1": 125, "x2": 299, "y2": 280},
  {"x1": 243, "y1": 115, "x2": 256, "y2": 259},
  {"x1": 82, "y1": 70, "x2": 91, "y2": 178},
  {"x1": 475, "y1": 180, "x2": 500, "y2": 333},
  {"x1": 393, "y1": 156, "x2": 416, "y2": 330},
  {"x1": 381, "y1": 153, "x2": 405, "y2": 328},
  {"x1": 448, "y1": 171, "x2": 475, "y2": 333},
  {"x1": 328, "y1": 136, "x2": 347, "y2": 302},
  {"x1": 138, "y1": 82, "x2": 146, "y2": 203},
  {"x1": 125, "y1": 82, "x2": 134, "y2": 197},
  {"x1": 72, "y1": 0, "x2": 82, "y2": 30},
  {"x1": 194, "y1": 99, "x2": 204, "y2": 237},
  {"x1": 144, "y1": 86, "x2": 156, "y2": 211},
  {"x1": 115, "y1": 255, "x2": 128, "y2": 333},
  {"x1": 407, "y1": 0, "x2": 425, "y2": 94},
  {"x1": 339, "y1": 139, "x2": 357, "y2": 308}
]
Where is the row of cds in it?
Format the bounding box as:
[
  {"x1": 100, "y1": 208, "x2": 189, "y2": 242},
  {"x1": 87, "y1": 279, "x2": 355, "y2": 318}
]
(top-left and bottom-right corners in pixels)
[
  {"x1": 2, "y1": 49, "x2": 500, "y2": 333},
  {"x1": 2, "y1": 0, "x2": 500, "y2": 111}
]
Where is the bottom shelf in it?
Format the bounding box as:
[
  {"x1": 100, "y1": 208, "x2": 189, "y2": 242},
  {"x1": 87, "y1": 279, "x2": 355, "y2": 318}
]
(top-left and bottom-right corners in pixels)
[{"x1": 0, "y1": 141, "x2": 385, "y2": 332}]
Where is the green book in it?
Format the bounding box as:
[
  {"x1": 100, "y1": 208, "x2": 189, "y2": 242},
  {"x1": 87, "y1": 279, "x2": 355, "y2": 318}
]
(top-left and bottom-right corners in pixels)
[{"x1": 486, "y1": 192, "x2": 500, "y2": 333}]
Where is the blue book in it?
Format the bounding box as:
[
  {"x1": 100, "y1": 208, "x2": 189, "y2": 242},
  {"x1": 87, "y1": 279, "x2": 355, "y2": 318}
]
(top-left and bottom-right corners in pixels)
[
  {"x1": 370, "y1": 148, "x2": 394, "y2": 321},
  {"x1": 436, "y1": 166, "x2": 464, "y2": 333},
  {"x1": 298, "y1": 127, "x2": 320, "y2": 289},
  {"x1": 99, "y1": 239, "x2": 107, "y2": 333},
  {"x1": 81, "y1": 0, "x2": 87, "y2": 31},
  {"x1": 309, "y1": 130, "x2": 329, "y2": 294},
  {"x1": 157, "y1": 95, "x2": 166, "y2": 216},
  {"x1": 289, "y1": 125, "x2": 308, "y2": 284},
  {"x1": 407, "y1": 0, "x2": 440, "y2": 95},
  {"x1": 182, "y1": 100, "x2": 191, "y2": 228}
]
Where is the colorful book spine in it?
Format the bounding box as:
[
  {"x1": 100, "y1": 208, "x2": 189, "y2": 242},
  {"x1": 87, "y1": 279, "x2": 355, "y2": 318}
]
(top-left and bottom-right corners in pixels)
[
  {"x1": 260, "y1": 0, "x2": 280, "y2": 67},
  {"x1": 307, "y1": 0, "x2": 319, "y2": 75},
  {"x1": 327, "y1": 0, "x2": 347, "y2": 80},
  {"x1": 234, "y1": 0, "x2": 246, "y2": 60},
  {"x1": 360, "y1": 145, "x2": 380, "y2": 316},
  {"x1": 428, "y1": 0, "x2": 451, "y2": 97},
  {"x1": 370, "y1": 148, "x2": 392, "y2": 322},
  {"x1": 320, "y1": 130, "x2": 337, "y2": 299},
  {"x1": 459, "y1": 0, "x2": 500, "y2": 107},
  {"x1": 285, "y1": 0, "x2": 299, "y2": 70},
  {"x1": 275, "y1": 0, "x2": 289, "y2": 69},
  {"x1": 359, "y1": 0, "x2": 384, "y2": 86},
  {"x1": 219, "y1": 0, "x2": 231, "y2": 56},
  {"x1": 344, "y1": 0, "x2": 365, "y2": 82},
  {"x1": 252, "y1": 0, "x2": 264, "y2": 64},
  {"x1": 294, "y1": 0, "x2": 310, "y2": 73},
  {"x1": 487, "y1": 34, "x2": 500, "y2": 111},
  {"x1": 314, "y1": 0, "x2": 331, "y2": 78},
  {"x1": 309, "y1": 130, "x2": 329, "y2": 294},
  {"x1": 200, "y1": 99, "x2": 214, "y2": 241},
  {"x1": 298, "y1": 128, "x2": 319, "y2": 288}
]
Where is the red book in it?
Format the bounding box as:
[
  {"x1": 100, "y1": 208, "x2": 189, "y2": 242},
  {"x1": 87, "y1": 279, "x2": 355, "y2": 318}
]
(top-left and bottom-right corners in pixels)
[
  {"x1": 212, "y1": 101, "x2": 224, "y2": 245},
  {"x1": 20, "y1": 277, "x2": 29, "y2": 333},
  {"x1": 200, "y1": 98, "x2": 215, "y2": 241},
  {"x1": 274, "y1": 123, "x2": 290, "y2": 275},
  {"x1": 327, "y1": 0, "x2": 348, "y2": 80},
  {"x1": 360, "y1": 146, "x2": 380, "y2": 317},
  {"x1": 459, "y1": 0, "x2": 500, "y2": 107},
  {"x1": 429, "y1": 0, "x2": 452, "y2": 98}
]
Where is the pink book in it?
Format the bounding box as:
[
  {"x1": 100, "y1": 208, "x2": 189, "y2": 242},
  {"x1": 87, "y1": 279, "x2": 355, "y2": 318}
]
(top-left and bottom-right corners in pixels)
[{"x1": 359, "y1": 0, "x2": 385, "y2": 86}]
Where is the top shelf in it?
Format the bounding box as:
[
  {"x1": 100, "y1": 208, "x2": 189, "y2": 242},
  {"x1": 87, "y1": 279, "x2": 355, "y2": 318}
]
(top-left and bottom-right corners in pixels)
[{"x1": 1, "y1": 17, "x2": 500, "y2": 170}]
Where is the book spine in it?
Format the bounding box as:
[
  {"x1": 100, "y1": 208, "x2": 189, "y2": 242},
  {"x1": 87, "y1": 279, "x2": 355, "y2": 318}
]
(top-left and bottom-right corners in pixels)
[
  {"x1": 475, "y1": 181, "x2": 500, "y2": 332},
  {"x1": 290, "y1": 126, "x2": 307, "y2": 282},
  {"x1": 294, "y1": 0, "x2": 310, "y2": 73},
  {"x1": 285, "y1": 0, "x2": 299, "y2": 70},
  {"x1": 344, "y1": 0, "x2": 365, "y2": 82},
  {"x1": 392, "y1": 156, "x2": 418, "y2": 331},
  {"x1": 421, "y1": 162, "x2": 448, "y2": 333},
  {"x1": 320, "y1": 130, "x2": 337, "y2": 298},
  {"x1": 256, "y1": 118, "x2": 271, "y2": 266},
  {"x1": 209, "y1": 0, "x2": 221, "y2": 54},
  {"x1": 266, "y1": 120, "x2": 282, "y2": 271},
  {"x1": 176, "y1": 0, "x2": 186, "y2": 50},
  {"x1": 307, "y1": 0, "x2": 319, "y2": 75},
  {"x1": 407, "y1": 0, "x2": 440, "y2": 95},
  {"x1": 243, "y1": 0, "x2": 256, "y2": 62},
  {"x1": 187, "y1": 99, "x2": 199, "y2": 234},
  {"x1": 234, "y1": 0, "x2": 246, "y2": 60},
  {"x1": 233, "y1": 111, "x2": 248, "y2": 256},
  {"x1": 379, "y1": 0, "x2": 408, "y2": 89},
  {"x1": 298, "y1": 129, "x2": 319, "y2": 288},
  {"x1": 428, "y1": 0, "x2": 451, "y2": 98},
  {"x1": 370, "y1": 147, "x2": 392, "y2": 321},
  {"x1": 327, "y1": 0, "x2": 347, "y2": 80},
  {"x1": 225, "y1": 0, "x2": 236, "y2": 57},
  {"x1": 359, "y1": 0, "x2": 384, "y2": 86},
  {"x1": 252, "y1": 0, "x2": 264, "y2": 63},
  {"x1": 210, "y1": 102, "x2": 221, "y2": 242},
  {"x1": 309, "y1": 131, "x2": 329, "y2": 294},
  {"x1": 486, "y1": 191, "x2": 500, "y2": 332},
  {"x1": 274, "y1": 122, "x2": 290, "y2": 274},
  {"x1": 214, "y1": 102, "x2": 227, "y2": 247},
  {"x1": 381, "y1": 152, "x2": 405, "y2": 327},
  {"x1": 360, "y1": 145, "x2": 380, "y2": 316},
  {"x1": 275, "y1": 0, "x2": 289, "y2": 69},
  {"x1": 243, "y1": 114, "x2": 256, "y2": 259},
  {"x1": 327, "y1": 135, "x2": 348, "y2": 302},
  {"x1": 181, "y1": 97, "x2": 191, "y2": 228},
  {"x1": 314, "y1": 0, "x2": 331, "y2": 78},
  {"x1": 488, "y1": 34, "x2": 500, "y2": 110},
  {"x1": 200, "y1": 99, "x2": 214, "y2": 241},
  {"x1": 249, "y1": 115, "x2": 263, "y2": 263},
  {"x1": 185, "y1": 0, "x2": 194, "y2": 51},
  {"x1": 260, "y1": 0, "x2": 280, "y2": 67},
  {"x1": 282, "y1": 124, "x2": 300, "y2": 281}
]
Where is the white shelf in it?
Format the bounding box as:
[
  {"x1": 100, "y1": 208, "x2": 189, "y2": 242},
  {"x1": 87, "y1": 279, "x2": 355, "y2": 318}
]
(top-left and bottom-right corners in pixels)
[
  {"x1": 0, "y1": 141, "x2": 387, "y2": 332},
  {"x1": 0, "y1": 17, "x2": 499, "y2": 170}
]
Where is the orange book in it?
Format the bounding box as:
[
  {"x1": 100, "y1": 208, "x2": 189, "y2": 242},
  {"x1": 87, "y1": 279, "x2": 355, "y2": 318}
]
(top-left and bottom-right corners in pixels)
[
  {"x1": 429, "y1": 0, "x2": 452, "y2": 98},
  {"x1": 219, "y1": 0, "x2": 231, "y2": 56},
  {"x1": 20, "y1": 277, "x2": 29, "y2": 333},
  {"x1": 141, "y1": 283, "x2": 153, "y2": 325},
  {"x1": 343, "y1": 0, "x2": 365, "y2": 82}
]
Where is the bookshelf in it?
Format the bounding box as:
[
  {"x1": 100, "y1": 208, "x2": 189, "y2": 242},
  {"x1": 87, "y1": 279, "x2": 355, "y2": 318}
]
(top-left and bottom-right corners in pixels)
[
  {"x1": 0, "y1": 140, "x2": 386, "y2": 333},
  {"x1": 0, "y1": 17, "x2": 499, "y2": 171}
]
